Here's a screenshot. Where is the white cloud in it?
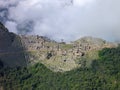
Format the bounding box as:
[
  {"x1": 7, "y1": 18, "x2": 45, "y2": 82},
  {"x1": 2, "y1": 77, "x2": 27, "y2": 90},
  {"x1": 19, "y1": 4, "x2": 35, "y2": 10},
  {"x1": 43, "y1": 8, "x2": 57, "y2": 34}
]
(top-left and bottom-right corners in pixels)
[
  {"x1": 0, "y1": 0, "x2": 19, "y2": 8},
  {"x1": 74, "y1": 0, "x2": 94, "y2": 6},
  {"x1": 5, "y1": 21, "x2": 17, "y2": 33},
  {"x1": 0, "y1": 0, "x2": 120, "y2": 42}
]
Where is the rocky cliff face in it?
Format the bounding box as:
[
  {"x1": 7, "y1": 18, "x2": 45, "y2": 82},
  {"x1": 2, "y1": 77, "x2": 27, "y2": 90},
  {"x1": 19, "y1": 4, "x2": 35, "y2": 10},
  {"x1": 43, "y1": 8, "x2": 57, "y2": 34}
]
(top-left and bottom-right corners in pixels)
[
  {"x1": 0, "y1": 22, "x2": 26, "y2": 67},
  {"x1": 0, "y1": 22, "x2": 118, "y2": 71},
  {"x1": 0, "y1": 22, "x2": 13, "y2": 50}
]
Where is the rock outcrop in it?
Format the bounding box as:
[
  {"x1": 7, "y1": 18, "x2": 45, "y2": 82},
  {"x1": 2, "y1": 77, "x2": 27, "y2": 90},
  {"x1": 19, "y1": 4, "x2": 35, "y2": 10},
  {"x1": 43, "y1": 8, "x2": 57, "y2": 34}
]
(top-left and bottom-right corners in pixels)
[
  {"x1": 0, "y1": 22, "x2": 14, "y2": 50},
  {"x1": 0, "y1": 22, "x2": 26, "y2": 67}
]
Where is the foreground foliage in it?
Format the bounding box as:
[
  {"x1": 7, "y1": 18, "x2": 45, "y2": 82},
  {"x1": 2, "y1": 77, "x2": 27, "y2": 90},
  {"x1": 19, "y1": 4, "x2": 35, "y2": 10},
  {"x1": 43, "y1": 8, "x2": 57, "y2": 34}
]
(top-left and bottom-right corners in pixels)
[{"x1": 0, "y1": 46, "x2": 120, "y2": 90}]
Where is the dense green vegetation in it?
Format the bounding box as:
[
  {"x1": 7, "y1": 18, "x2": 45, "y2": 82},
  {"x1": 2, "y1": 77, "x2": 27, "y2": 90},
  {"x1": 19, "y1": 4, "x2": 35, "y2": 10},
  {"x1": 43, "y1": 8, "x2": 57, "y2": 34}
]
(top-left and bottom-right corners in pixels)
[{"x1": 0, "y1": 46, "x2": 120, "y2": 90}]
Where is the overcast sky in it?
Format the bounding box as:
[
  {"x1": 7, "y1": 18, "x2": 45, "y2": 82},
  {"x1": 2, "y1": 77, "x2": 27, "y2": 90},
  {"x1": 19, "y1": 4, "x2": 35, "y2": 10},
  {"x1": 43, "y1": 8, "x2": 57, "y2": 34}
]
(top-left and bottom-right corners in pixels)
[{"x1": 0, "y1": 0, "x2": 120, "y2": 42}]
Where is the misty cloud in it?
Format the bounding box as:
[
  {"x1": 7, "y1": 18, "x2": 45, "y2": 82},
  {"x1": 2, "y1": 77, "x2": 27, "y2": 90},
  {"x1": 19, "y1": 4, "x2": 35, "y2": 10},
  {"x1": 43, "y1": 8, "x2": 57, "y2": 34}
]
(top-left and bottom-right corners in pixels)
[
  {"x1": 17, "y1": 20, "x2": 35, "y2": 35},
  {"x1": 0, "y1": 0, "x2": 120, "y2": 42}
]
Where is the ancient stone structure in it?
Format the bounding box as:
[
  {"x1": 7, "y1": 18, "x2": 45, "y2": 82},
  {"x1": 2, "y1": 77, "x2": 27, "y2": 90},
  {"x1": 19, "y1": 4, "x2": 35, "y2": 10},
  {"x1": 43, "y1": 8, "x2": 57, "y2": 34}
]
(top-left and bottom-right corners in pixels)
[{"x1": 18, "y1": 34, "x2": 118, "y2": 66}]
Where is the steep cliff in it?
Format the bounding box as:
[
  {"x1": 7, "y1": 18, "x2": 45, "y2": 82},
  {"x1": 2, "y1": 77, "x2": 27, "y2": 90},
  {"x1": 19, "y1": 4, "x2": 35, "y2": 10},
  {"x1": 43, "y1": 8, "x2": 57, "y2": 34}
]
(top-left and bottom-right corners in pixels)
[{"x1": 0, "y1": 22, "x2": 26, "y2": 67}]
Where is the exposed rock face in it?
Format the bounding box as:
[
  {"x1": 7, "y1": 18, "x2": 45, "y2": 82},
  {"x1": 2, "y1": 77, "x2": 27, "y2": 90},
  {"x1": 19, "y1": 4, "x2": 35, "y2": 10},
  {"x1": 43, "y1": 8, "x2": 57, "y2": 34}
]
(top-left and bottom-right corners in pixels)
[
  {"x1": 0, "y1": 22, "x2": 118, "y2": 71},
  {"x1": 0, "y1": 22, "x2": 26, "y2": 67},
  {"x1": 0, "y1": 22, "x2": 13, "y2": 49}
]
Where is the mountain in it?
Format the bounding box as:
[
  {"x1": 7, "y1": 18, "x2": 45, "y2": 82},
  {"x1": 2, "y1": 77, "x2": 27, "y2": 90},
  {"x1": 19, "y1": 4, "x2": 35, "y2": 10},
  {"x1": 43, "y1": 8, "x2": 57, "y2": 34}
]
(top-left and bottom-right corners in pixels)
[
  {"x1": 0, "y1": 22, "x2": 118, "y2": 71},
  {"x1": 1, "y1": 22, "x2": 120, "y2": 90},
  {"x1": 0, "y1": 22, "x2": 26, "y2": 67},
  {"x1": 20, "y1": 35, "x2": 117, "y2": 72}
]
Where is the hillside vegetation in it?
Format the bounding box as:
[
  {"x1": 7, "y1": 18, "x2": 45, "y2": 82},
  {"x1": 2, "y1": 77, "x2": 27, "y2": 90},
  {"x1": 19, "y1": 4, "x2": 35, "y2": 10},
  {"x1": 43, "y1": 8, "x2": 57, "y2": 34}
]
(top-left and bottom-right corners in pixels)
[{"x1": 0, "y1": 46, "x2": 120, "y2": 90}]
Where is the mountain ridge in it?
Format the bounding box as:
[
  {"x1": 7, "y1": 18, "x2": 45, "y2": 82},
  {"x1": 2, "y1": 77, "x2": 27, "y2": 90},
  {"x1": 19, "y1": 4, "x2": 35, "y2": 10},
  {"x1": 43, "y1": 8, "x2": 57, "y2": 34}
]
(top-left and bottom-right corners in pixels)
[{"x1": 0, "y1": 22, "x2": 118, "y2": 71}]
